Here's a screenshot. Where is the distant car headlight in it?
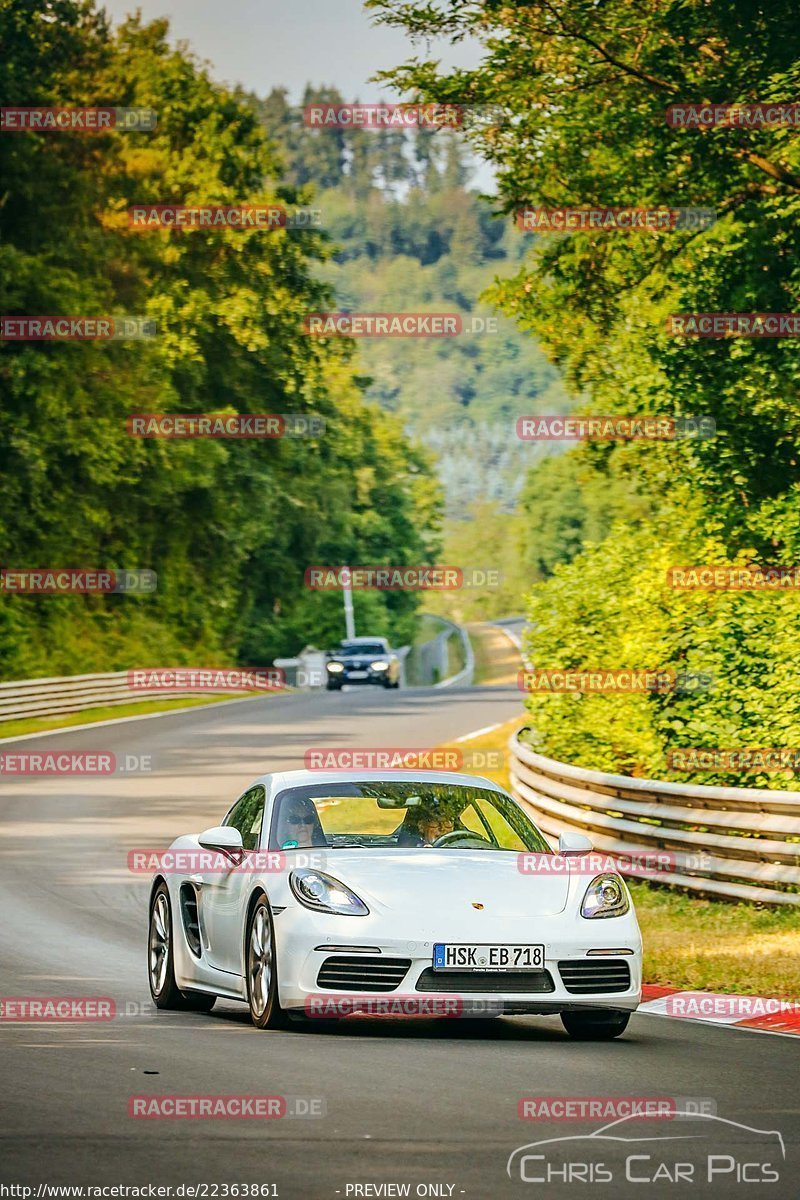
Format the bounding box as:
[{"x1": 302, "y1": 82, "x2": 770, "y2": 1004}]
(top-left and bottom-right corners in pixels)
[
  {"x1": 326, "y1": 662, "x2": 344, "y2": 673},
  {"x1": 289, "y1": 868, "x2": 369, "y2": 916},
  {"x1": 370, "y1": 660, "x2": 388, "y2": 671},
  {"x1": 581, "y1": 874, "x2": 630, "y2": 919}
]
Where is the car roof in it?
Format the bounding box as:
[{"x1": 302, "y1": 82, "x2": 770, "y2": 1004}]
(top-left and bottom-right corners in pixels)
[{"x1": 340, "y1": 636, "x2": 388, "y2": 645}]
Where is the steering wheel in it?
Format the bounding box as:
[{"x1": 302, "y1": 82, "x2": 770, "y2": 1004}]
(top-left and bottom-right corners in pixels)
[{"x1": 431, "y1": 829, "x2": 494, "y2": 848}]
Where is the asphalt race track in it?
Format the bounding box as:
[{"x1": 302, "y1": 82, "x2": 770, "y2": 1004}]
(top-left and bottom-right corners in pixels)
[{"x1": 1, "y1": 684, "x2": 799, "y2": 1198}]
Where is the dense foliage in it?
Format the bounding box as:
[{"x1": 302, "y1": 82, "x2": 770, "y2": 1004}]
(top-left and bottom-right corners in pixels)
[
  {"x1": 0, "y1": 1, "x2": 441, "y2": 678},
  {"x1": 371, "y1": 0, "x2": 800, "y2": 784}
]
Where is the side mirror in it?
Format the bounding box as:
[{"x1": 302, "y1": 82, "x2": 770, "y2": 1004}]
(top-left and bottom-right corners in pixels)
[
  {"x1": 198, "y1": 826, "x2": 244, "y2": 858},
  {"x1": 558, "y1": 831, "x2": 593, "y2": 856}
]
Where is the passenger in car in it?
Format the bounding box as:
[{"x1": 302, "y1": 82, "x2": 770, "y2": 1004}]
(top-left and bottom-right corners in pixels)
[{"x1": 277, "y1": 797, "x2": 327, "y2": 848}]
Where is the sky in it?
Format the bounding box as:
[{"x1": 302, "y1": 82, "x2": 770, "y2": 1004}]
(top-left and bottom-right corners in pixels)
[{"x1": 99, "y1": 0, "x2": 484, "y2": 104}]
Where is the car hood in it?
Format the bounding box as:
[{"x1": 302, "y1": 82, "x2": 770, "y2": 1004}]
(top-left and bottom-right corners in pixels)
[{"x1": 319, "y1": 849, "x2": 571, "y2": 918}]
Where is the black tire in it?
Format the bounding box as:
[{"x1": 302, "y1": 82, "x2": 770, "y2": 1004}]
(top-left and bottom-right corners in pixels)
[
  {"x1": 245, "y1": 895, "x2": 288, "y2": 1029},
  {"x1": 561, "y1": 1009, "x2": 630, "y2": 1040},
  {"x1": 382, "y1": 677, "x2": 392, "y2": 689},
  {"x1": 148, "y1": 882, "x2": 216, "y2": 1012},
  {"x1": 326, "y1": 681, "x2": 341, "y2": 691}
]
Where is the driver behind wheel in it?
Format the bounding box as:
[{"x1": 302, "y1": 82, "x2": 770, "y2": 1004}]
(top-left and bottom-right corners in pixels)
[
  {"x1": 418, "y1": 811, "x2": 454, "y2": 845},
  {"x1": 396, "y1": 799, "x2": 461, "y2": 847}
]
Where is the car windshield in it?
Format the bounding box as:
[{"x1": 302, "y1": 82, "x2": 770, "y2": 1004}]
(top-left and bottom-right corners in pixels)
[
  {"x1": 335, "y1": 643, "x2": 385, "y2": 657},
  {"x1": 269, "y1": 780, "x2": 553, "y2": 853}
]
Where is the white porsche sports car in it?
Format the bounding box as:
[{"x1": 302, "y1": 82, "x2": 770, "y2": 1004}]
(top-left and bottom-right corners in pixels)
[{"x1": 147, "y1": 769, "x2": 642, "y2": 1038}]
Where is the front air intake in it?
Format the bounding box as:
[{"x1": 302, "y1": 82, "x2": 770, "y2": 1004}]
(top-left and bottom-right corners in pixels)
[
  {"x1": 316, "y1": 955, "x2": 410, "y2": 991},
  {"x1": 558, "y1": 958, "x2": 631, "y2": 994},
  {"x1": 416, "y1": 969, "x2": 555, "y2": 994}
]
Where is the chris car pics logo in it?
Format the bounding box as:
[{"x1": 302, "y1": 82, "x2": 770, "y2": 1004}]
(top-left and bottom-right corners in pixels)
[{"x1": 507, "y1": 1112, "x2": 785, "y2": 1185}]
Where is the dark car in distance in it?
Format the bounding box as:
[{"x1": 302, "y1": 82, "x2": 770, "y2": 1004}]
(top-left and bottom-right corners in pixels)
[{"x1": 325, "y1": 637, "x2": 401, "y2": 690}]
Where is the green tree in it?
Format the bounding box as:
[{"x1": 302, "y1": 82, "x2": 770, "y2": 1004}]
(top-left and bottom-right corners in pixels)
[
  {"x1": 368, "y1": 0, "x2": 800, "y2": 780},
  {"x1": 0, "y1": 1, "x2": 441, "y2": 678},
  {"x1": 519, "y1": 449, "x2": 652, "y2": 578},
  {"x1": 368, "y1": 0, "x2": 800, "y2": 524}
]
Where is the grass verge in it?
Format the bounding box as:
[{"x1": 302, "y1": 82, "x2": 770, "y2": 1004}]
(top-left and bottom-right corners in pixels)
[
  {"x1": 467, "y1": 622, "x2": 520, "y2": 686},
  {"x1": 0, "y1": 692, "x2": 271, "y2": 741}
]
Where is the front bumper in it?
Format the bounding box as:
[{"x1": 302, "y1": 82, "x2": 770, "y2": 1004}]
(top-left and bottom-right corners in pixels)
[{"x1": 274, "y1": 911, "x2": 642, "y2": 1017}]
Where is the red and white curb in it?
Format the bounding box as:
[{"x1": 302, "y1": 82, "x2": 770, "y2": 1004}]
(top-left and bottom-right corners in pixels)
[{"x1": 639, "y1": 984, "x2": 800, "y2": 1036}]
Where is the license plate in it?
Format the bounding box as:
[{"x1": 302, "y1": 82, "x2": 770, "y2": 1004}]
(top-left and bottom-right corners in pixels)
[
  {"x1": 347, "y1": 670, "x2": 368, "y2": 679},
  {"x1": 433, "y1": 943, "x2": 545, "y2": 972}
]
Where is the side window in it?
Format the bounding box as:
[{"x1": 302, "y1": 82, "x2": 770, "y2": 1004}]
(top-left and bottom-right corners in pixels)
[{"x1": 222, "y1": 786, "x2": 266, "y2": 851}]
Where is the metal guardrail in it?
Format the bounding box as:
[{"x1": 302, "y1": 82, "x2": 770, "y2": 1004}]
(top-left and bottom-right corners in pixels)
[
  {"x1": 433, "y1": 617, "x2": 474, "y2": 689},
  {"x1": 0, "y1": 671, "x2": 245, "y2": 722},
  {"x1": 509, "y1": 726, "x2": 800, "y2": 906}
]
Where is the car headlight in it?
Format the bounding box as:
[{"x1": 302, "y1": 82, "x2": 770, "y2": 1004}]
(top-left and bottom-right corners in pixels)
[
  {"x1": 289, "y1": 868, "x2": 369, "y2": 916},
  {"x1": 326, "y1": 662, "x2": 344, "y2": 673},
  {"x1": 581, "y1": 873, "x2": 630, "y2": 919},
  {"x1": 370, "y1": 660, "x2": 388, "y2": 671}
]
